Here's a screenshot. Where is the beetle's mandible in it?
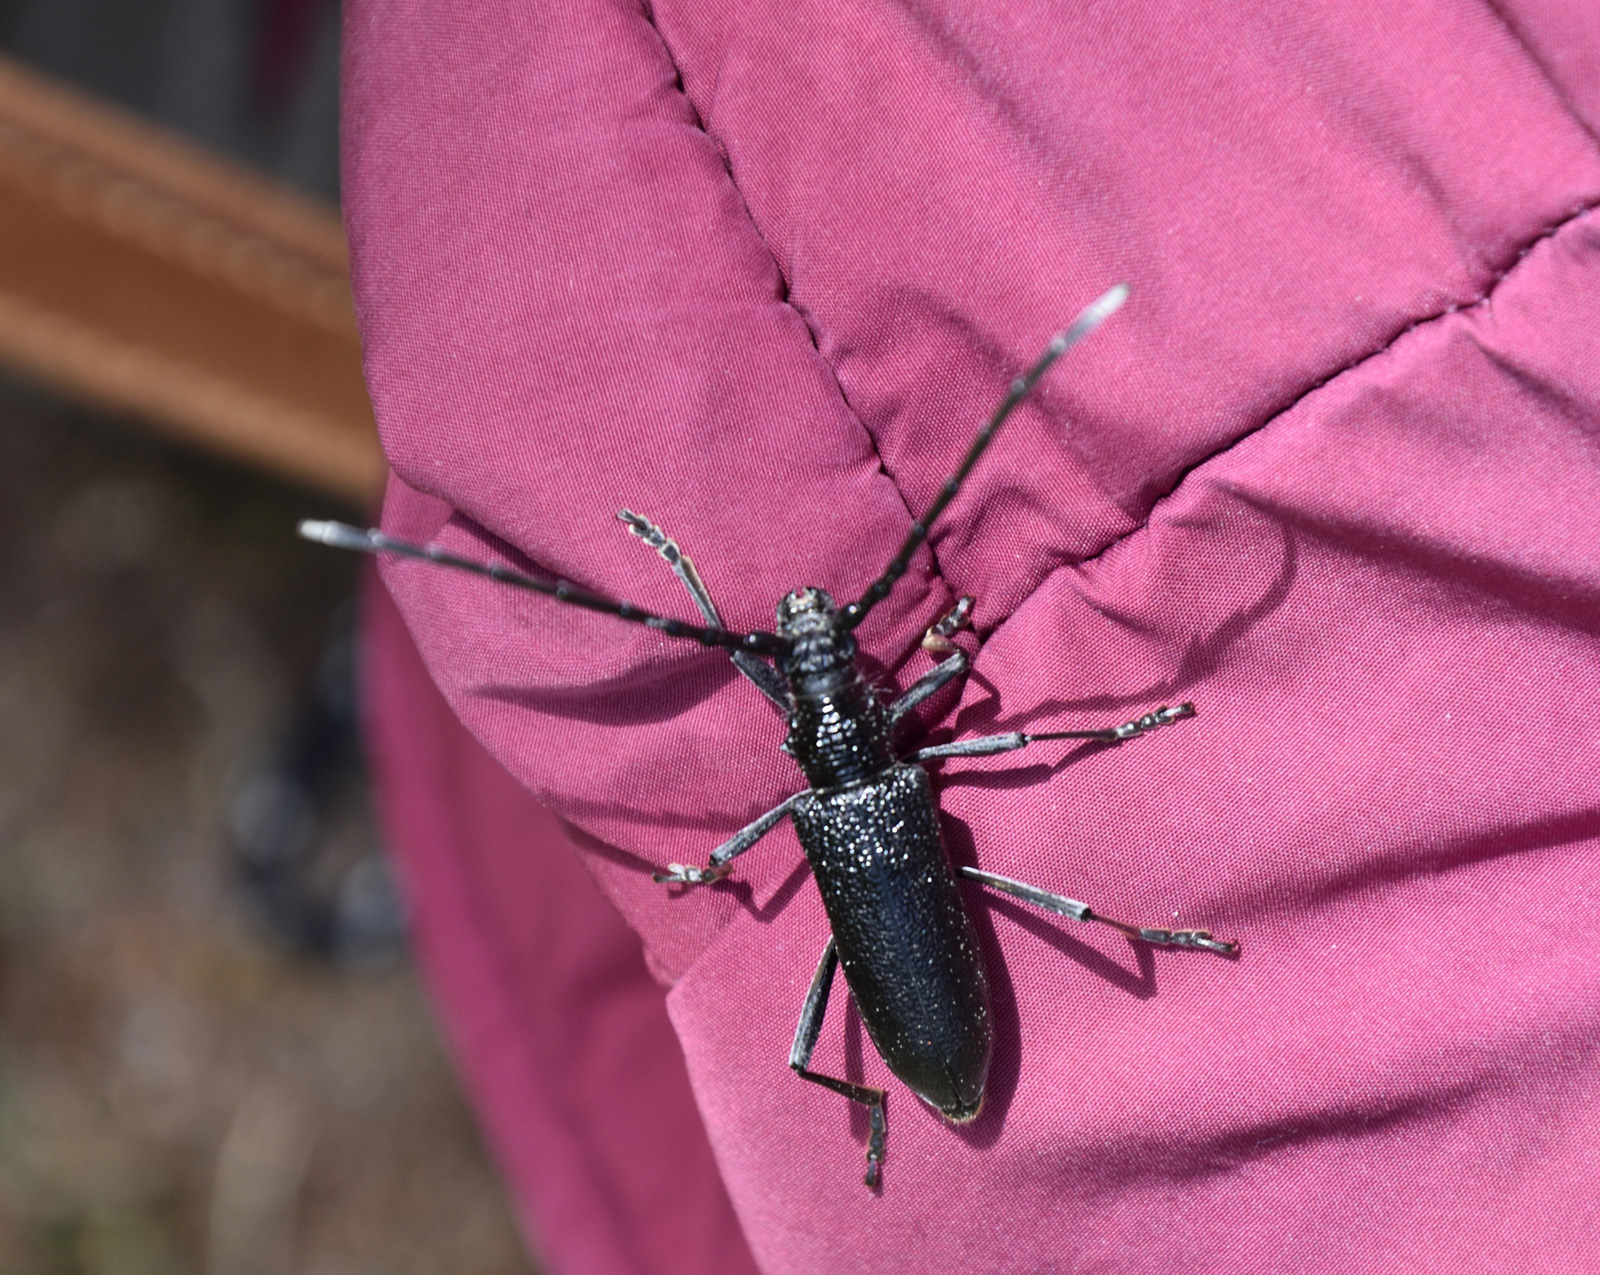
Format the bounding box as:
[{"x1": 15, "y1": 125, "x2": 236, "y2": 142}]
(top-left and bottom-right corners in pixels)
[{"x1": 301, "y1": 283, "x2": 1238, "y2": 1189}]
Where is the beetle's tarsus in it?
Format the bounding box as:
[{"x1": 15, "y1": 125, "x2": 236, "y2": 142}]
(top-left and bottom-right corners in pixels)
[
  {"x1": 1111, "y1": 702, "x2": 1196, "y2": 740},
  {"x1": 1119, "y1": 923, "x2": 1240, "y2": 956},
  {"x1": 864, "y1": 1105, "x2": 886, "y2": 1188},
  {"x1": 921, "y1": 595, "x2": 975, "y2": 655},
  {"x1": 653, "y1": 862, "x2": 726, "y2": 887},
  {"x1": 1093, "y1": 912, "x2": 1240, "y2": 957},
  {"x1": 1026, "y1": 700, "x2": 1197, "y2": 744}
]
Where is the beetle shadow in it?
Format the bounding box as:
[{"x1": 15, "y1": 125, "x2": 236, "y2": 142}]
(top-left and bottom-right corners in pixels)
[
  {"x1": 715, "y1": 856, "x2": 815, "y2": 922},
  {"x1": 554, "y1": 811, "x2": 812, "y2": 910},
  {"x1": 934, "y1": 810, "x2": 1159, "y2": 1148},
  {"x1": 563, "y1": 825, "x2": 679, "y2": 879},
  {"x1": 954, "y1": 519, "x2": 1298, "y2": 733},
  {"x1": 479, "y1": 653, "x2": 748, "y2": 728},
  {"x1": 553, "y1": 786, "x2": 800, "y2": 837},
  {"x1": 555, "y1": 791, "x2": 816, "y2": 920}
]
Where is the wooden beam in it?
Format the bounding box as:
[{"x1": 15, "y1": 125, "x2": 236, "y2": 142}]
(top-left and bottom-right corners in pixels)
[{"x1": 0, "y1": 54, "x2": 382, "y2": 505}]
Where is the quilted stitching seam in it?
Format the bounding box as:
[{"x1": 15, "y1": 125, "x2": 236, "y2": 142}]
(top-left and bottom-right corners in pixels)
[
  {"x1": 634, "y1": 0, "x2": 954, "y2": 602},
  {"x1": 635, "y1": 2, "x2": 1600, "y2": 643},
  {"x1": 1070, "y1": 195, "x2": 1600, "y2": 585}
]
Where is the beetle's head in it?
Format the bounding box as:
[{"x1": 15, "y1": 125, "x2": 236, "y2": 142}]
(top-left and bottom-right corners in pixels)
[
  {"x1": 775, "y1": 588, "x2": 856, "y2": 689},
  {"x1": 775, "y1": 587, "x2": 838, "y2": 640}
]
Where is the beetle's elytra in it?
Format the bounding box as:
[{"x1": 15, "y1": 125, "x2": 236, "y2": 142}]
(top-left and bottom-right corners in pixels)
[
  {"x1": 794, "y1": 762, "x2": 991, "y2": 1123},
  {"x1": 301, "y1": 283, "x2": 1238, "y2": 1189}
]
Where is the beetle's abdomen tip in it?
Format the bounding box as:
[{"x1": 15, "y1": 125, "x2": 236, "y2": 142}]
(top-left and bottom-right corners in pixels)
[{"x1": 940, "y1": 1092, "x2": 985, "y2": 1125}]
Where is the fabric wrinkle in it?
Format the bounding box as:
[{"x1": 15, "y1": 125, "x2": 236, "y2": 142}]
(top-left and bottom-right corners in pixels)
[{"x1": 345, "y1": 0, "x2": 1600, "y2": 1269}]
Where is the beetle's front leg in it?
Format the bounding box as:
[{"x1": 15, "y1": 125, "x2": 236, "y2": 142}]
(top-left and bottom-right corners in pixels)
[
  {"x1": 617, "y1": 510, "x2": 790, "y2": 715},
  {"x1": 654, "y1": 791, "x2": 804, "y2": 887},
  {"x1": 887, "y1": 597, "x2": 976, "y2": 732}
]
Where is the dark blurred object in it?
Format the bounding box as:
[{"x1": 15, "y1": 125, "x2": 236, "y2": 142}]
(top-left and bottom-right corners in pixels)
[
  {"x1": 0, "y1": 9, "x2": 530, "y2": 1272},
  {"x1": 254, "y1": 0, "x2": 332, "y2": 119},
  {"x1": 0, "y1": 376, "x2": 532, "y2": 1274},
  {"x1": 230, "y1": 604, "x2": 407, "y2": 966}
]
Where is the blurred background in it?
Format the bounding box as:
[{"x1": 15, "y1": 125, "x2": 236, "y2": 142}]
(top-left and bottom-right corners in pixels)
[{"x1": 0, "y1": 2, "x2": 536, "y2": 1271}]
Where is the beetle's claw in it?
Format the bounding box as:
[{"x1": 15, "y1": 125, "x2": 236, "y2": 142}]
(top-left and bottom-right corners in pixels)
[
  {"x1": 1136, "y1": 926, "x2": 1239, "y2": 956},
  {"x1": 653, "y1": 862, "x2": 727, "y2": 887},
  {"x1": 863, "y1": 1098, "x2": 886, "y2": 1189},
  {"x1": 921, "y1": 595, "x2": 975, "y2": 655}
]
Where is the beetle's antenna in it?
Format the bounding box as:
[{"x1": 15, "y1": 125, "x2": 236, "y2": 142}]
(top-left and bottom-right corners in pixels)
[
  {"x1": 840, "y1": 283, "x2": 1129, "y2": 630},
  {"x1": 299, "y1": 520, "x2": 790, "y2": 656}
]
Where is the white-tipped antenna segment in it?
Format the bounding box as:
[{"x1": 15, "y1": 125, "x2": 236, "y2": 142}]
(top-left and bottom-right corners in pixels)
[
  {"x1": 297, "y1": 520, "x2": 789, "y2": 656},
  {"x1": 1051, "y1": 282, "x2": 1127, "y2": 356},
  {"x1": 842, "y1": 282, "x2": 1130, "y2": 629},
  {"x1": 298, "y1": 520, "x2": 379, "y2": 552}
]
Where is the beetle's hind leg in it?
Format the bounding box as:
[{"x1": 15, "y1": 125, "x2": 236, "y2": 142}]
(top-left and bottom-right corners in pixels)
[
  {"x1": 790, "y1": 939, "x2": 887, "y2": 1188},
  {"x1": 617, "y1": 510, "x2": 789, "y2": 713},
  {"x1": 959, "y1": 866, "x2": 1239, "y2": 956}
]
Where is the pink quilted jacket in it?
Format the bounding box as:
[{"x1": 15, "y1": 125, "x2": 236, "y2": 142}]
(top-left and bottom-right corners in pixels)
[{"x1": 347, "y1": 0, "x2": 1600, "y2": 1269}]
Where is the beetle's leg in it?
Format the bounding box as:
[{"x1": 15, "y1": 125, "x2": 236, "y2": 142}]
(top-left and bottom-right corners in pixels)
[
  {"x1": 653, "y1": 792, "x2": 803, "y2": 887},
  {"x1": 888, "y1": 649, "x2": 968, "y2": 732},
  {"x1": 959, "y1": 866, "x2": 1239, "y2": 956},
  {"x1": 886, "y1": 596, "x2": 976, "y2": 732},
  {"x1": 907, "y1": 703, "x2": 1196, "y2": 762},
  {"x1": 617, "y1": 510, "x2": 789, "y2": 714},
  {"x1": 921, "y1": 594, "x2": 975, "y2": 655},
  {"x1": 790, "y1": 938, "x2": 887, "y2": 1188}
]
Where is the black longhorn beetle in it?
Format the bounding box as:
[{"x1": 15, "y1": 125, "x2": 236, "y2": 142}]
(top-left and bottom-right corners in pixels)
[{"x1": 300, "y1": 283, "x2": 1238, "y2": 1189}]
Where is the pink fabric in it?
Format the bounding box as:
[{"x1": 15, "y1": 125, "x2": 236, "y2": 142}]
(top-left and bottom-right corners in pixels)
[
  {"x1": 363, "y1": 576, "x2": 758, "y2": 1275},
  {"x1": 346, "y1": 0, "x2": 1600, "y2": 1269}
]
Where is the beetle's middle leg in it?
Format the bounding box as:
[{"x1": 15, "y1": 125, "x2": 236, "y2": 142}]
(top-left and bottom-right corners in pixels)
[
  {"x1": 790, "y1": 938, "x2": 887, "y2": 1188},
  {"x1": 654, "y1": 792, "x2": 803, "y2": 887},
  {"x1": 907, "y1": 702, "x2": 1196, "y2": 762},
  {"x1": 617, "y1": 510, "x2": 789, "y2": 713},
  {"x1": 959, "y1": 865, "x2": 1239, "y2": 955}
]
